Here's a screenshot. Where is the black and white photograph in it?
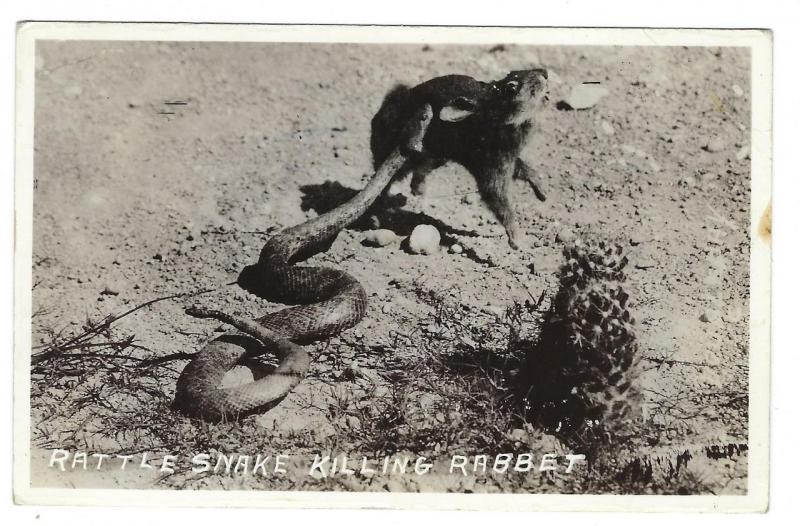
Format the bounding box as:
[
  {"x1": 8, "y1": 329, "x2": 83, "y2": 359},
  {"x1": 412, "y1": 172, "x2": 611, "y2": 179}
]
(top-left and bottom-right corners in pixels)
[{"x1": 13, "y1": 23, "x2": 771, "y2": 510}]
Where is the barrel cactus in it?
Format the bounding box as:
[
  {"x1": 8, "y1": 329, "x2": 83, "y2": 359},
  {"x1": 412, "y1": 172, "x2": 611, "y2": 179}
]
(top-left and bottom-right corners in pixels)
[{"x1": 519, "y1": 238, "x2": 644, "y2": 444}]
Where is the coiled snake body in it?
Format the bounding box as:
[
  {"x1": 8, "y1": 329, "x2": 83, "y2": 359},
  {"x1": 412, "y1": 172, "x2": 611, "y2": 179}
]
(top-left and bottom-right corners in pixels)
[{"x1": 173, "y1": 105, "x2": 433, "y2": 421}]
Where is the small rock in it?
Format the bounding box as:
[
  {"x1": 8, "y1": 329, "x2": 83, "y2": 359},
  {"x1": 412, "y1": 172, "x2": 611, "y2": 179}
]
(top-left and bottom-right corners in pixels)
[
  {"x1": 562, "y1": 82, "x2": 609, "y2": 110},
  {"x1": 381, "y1": 303, "x2": 393, "y2": 314},
  {"x1": 408, "y1": 224, "x2": 440, "y2": 255},
  {"x1": 461, "y1": 193, "x2": 477, "y2": 205},
  {"x1": 704, "y1": 138, "x2": 726, "y2": 153},
  {"x1": 699, "y1": 312, "x2": 712, "y2": 323},
  {"x1": 363, "y1": 229, "x2": 399, "y2": 247},
  {"x1": 449, "y1": 243, "x2": 463, "y2": 254},
  {"x1": 732, "y1": 84, "x2": 744, "y2": 97},
  {"x1": 600, "y1": 120, "x2": 615, "y2": 135},
  {"x1": 682, "y1": 176, "x2": 697, "y2": 187},
  {"x1": 555, "y1": 227, "x2": 575, "y2": 243}
]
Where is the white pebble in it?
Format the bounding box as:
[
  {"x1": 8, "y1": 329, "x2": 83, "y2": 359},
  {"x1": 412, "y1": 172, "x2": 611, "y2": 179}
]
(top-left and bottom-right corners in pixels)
[
  {"x1": 563, "y1": 83, "x2": 609, "y2": 110},
  {"x1": 600, "y1": 120, "x2": 615, "y2": 135},
  {"x1": 450, "y1": 243, "x2": 463, "y2": 254},
  {"x1": 408, "y1": 224, "x2": 440, "y2": 255},
  {"x1": 732, "y1": 84, "x2": 744, "y2": 97},
  {"x1": 363, "y1": 229, "x2": 399, "y2": 247}
]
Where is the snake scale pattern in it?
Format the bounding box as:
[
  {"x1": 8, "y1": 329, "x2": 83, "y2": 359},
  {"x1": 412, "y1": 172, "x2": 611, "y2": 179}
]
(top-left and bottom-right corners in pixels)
[{"x1": 173, "y1": 105, "x2": 434, "y2": 421}]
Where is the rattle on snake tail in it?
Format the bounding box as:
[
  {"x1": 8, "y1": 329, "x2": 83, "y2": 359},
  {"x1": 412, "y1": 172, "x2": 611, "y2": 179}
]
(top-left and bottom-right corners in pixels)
[{"x1": 173, "y1": 104, "x2": 434, "y2": 422}]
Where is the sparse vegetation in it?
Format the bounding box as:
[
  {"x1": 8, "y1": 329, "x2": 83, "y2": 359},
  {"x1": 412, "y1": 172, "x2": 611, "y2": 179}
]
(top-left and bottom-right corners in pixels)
[{"x1": 31, "y1": 275, "x2": 746, "y2": 493}]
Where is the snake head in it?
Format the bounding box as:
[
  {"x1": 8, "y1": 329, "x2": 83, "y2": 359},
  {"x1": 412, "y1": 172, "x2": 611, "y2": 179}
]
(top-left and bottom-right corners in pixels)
[{"x1": 400, "y1": 103, "x2": 434, "y2": 156}]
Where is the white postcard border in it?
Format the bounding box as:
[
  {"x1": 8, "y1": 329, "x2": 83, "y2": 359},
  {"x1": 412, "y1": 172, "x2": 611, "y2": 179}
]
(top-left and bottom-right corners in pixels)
[{"x1": 13, "y1": 22, "x2": 772, "y2": 512}]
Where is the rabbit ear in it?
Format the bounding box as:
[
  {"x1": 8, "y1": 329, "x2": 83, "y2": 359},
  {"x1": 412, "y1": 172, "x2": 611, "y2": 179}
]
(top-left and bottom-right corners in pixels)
[{"x1": 439, "y1": 96, "x2": 477, "y2": 122}]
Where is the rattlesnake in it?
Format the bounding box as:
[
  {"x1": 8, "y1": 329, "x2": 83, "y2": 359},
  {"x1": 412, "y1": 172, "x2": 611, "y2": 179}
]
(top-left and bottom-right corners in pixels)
[{"x1": 173, "y1": 105, "x2": 433, "y2": 421}]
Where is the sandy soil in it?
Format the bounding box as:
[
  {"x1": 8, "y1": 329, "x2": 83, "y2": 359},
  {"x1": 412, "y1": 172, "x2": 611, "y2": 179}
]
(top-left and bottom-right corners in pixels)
[{"x1": 29, "y1": 41, "x2": 751, "y2": 494}]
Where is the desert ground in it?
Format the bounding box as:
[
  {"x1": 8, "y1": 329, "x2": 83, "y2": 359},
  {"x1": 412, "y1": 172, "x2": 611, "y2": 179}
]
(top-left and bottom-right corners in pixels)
[{"x1": 29, "y1": 40, "x2": 752, "y2": 494}]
